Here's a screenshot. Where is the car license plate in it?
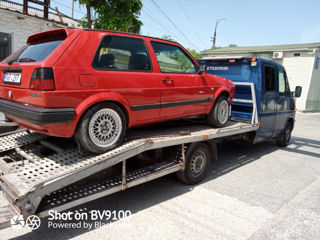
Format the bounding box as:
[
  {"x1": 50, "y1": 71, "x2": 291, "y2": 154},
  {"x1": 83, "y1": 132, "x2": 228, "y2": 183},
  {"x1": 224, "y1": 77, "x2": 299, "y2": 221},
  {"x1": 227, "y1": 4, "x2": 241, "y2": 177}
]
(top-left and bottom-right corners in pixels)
[{"x1": 3, "y1": 72, "x2": 21, "y2": 84}]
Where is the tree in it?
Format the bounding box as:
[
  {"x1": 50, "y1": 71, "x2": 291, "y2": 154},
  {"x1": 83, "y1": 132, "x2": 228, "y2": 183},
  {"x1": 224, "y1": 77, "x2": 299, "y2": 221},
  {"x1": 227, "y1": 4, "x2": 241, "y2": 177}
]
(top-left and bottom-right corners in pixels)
[
  {"x1": 186, "y1": 48, "x2": 202, "y2": 59},
  {"x1": 161, "y1": 35, "x2": 175, "y2": 41},
  {"x1": 75, "y1": 0, "x2": 101, "y2": 29},
  {"x1": 228, "y1": 44, "x2": 238, "y2": 47},
  {"x1": 76, "y1": 0, "x2": 143, "y2": 33}
]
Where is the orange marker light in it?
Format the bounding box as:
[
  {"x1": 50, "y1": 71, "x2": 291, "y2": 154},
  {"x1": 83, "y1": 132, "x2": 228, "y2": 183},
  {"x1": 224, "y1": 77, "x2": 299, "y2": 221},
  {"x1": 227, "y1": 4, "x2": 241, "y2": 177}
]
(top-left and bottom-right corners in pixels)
[{"x1": 203, "y1": 135, "x2": 209, "y2": 140}]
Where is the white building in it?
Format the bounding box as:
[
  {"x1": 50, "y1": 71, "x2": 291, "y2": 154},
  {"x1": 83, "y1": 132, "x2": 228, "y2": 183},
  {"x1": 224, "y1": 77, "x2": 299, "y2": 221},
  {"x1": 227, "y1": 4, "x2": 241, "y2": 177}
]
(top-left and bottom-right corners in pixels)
[
  {"x1": 0, "y1": 0, "x2": 80, "y2": 61},
  {"x1": 201, "y1": 43, "x2": 320, "y2": 111}
]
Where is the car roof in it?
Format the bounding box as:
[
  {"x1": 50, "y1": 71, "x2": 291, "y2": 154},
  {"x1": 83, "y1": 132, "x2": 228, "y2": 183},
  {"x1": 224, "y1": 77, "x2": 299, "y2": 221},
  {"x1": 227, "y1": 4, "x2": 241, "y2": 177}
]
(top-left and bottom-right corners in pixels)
[{"x1": 84, "y1": 28, "x2": 179, "y2": 45}]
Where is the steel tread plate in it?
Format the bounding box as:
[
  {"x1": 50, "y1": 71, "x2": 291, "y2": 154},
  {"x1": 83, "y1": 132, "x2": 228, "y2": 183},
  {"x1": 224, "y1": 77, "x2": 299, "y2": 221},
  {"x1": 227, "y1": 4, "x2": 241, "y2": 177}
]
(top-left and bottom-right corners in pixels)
[
  {"x1": 37, "y1": 161, "x2": 179, "y2": 212},
  {"x1": 0, "y1": 131, "x2": 45, "y2": 152}
]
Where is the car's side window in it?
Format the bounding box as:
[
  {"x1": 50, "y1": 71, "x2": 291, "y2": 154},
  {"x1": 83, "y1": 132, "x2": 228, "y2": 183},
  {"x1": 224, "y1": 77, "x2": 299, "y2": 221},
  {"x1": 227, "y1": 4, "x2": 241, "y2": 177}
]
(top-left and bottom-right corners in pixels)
[
  {"x1": 278, "y1": 69, "x2": 291, "y2": 96},
  {"x1": 92, "y1": 35, "x2": 151, "y2": 72},
  {"x1": 264, "y1": 65, "x2": 275, "y2": 92},
  {"x1": 150, "y1": 42, "x2": 197, "y2": 74}
]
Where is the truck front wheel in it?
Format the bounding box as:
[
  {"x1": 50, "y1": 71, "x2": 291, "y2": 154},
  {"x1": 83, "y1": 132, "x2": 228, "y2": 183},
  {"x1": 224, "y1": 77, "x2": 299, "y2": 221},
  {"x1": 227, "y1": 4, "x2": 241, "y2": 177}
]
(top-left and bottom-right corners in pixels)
[
  {"x1": 276, "y1": 123, "x2": 292, "y2": 147},
  {"x1": 176, "y1": 143, "x2": 211, "y2": 185}
]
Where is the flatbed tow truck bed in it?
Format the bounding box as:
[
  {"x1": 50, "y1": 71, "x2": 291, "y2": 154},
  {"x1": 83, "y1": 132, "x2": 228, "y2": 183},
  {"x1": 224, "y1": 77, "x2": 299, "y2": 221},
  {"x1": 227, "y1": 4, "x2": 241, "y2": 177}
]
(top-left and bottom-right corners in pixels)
[{"x1": 0, "y1": 83, "x2": 258, "y2": 229}]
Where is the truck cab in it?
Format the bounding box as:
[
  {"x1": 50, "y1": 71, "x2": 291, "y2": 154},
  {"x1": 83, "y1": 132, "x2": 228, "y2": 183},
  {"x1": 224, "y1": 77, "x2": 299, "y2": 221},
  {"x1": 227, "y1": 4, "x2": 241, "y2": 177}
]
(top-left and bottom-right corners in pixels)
[{"x1": 200, "y1": 57, "x2": 302, "y2": 145}]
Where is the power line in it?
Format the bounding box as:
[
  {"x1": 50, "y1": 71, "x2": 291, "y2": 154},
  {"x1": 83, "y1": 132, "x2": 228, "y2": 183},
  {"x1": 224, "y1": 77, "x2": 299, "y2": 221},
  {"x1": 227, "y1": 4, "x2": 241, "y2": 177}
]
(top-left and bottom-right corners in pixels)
[
  {"x1": 149, "y1": 0, "x2": 200, "y2": 51},
  {"x1": 142, "y1": 9, "x2": 189, "y2": 45},
  {"x1": 51, "y1": 0, "x2": 86, "y2": 16},
  {"x1": 178, "y1": 0, "x2": 207, "y2": 49}
]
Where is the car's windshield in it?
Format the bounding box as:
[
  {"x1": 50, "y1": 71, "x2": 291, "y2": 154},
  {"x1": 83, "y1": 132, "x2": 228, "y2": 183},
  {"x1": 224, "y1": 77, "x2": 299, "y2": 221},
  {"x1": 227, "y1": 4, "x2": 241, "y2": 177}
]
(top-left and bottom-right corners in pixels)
[{"x1": 3, "y1": 40, "x2": 63, "y2": 64}]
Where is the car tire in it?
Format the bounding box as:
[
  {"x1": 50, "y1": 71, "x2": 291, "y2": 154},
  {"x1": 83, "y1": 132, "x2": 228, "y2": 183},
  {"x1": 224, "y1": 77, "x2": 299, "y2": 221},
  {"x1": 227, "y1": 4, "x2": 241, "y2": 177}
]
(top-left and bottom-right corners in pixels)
[
  {"x1": 207, "y1": 95, "x2": 230, "y2": 128},
  {"x1": 176, "y1": 143, "x2": 211, "y2": 185},
  {"x1": 276, "y1": 123, "x2": 292, "y2": 147},
  {"x1": 75, "y1": 102, "x2": 127, "y2": 154}
]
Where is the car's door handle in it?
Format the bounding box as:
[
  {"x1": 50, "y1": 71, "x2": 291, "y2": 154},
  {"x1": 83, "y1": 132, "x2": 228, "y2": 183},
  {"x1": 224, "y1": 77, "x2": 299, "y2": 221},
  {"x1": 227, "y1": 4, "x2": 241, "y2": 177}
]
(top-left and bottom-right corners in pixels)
[{"x1": 162, "y1": 78, "x2": 174, "y2": 82}]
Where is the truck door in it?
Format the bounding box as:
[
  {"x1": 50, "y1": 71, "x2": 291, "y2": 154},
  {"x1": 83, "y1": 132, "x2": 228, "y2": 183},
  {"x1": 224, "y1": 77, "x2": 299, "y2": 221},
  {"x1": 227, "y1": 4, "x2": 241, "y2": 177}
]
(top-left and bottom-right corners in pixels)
[
  {"x1": 274, "y1": 68, "x2": 293, "y2": 136},
  {"x1": 259, "y1": 64, "x2": 277, "y2": 138}
]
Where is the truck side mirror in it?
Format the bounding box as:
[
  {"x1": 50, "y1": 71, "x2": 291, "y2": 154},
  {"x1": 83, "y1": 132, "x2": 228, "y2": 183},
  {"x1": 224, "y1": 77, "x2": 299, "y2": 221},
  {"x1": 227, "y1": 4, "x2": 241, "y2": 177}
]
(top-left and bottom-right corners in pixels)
[
  {"x1": 198, "y1": 64, "x2": 206, "y2": 74},
  {"x1": 295, "y1": 86, "x2": 302, "y2": 98}
]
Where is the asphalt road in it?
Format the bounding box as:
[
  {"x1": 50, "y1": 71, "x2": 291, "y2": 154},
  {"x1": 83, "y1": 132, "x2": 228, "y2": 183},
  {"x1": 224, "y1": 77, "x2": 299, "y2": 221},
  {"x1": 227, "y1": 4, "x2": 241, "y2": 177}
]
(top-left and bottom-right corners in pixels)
[{"x1": 1, "y1": 112, "x2": 320, "y2": 240}]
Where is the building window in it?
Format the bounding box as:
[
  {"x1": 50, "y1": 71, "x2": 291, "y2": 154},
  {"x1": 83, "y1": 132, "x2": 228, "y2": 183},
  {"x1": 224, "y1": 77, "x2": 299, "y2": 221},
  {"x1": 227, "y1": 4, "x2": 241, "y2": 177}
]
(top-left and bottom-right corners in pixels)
[{"x1": 293, "y1": 52, "x2": 301, "y2": 57}]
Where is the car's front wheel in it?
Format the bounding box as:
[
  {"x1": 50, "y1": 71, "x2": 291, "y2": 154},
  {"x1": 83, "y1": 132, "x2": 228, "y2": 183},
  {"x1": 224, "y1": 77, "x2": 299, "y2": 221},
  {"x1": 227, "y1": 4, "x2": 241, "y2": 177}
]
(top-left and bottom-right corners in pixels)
[
  {"x1": 75, "y1": 102, "x2": 127, "y2": 154},
  {"x1": 207, "y1": 95, "x2": 230, "y2": 128}
]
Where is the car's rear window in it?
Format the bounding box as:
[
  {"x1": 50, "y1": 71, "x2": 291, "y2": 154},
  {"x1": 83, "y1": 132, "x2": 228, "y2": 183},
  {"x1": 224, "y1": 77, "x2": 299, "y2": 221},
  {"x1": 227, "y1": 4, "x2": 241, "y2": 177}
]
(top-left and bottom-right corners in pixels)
[{"x1": 3, "y1": 40, "x2": 63, "y2": 64}]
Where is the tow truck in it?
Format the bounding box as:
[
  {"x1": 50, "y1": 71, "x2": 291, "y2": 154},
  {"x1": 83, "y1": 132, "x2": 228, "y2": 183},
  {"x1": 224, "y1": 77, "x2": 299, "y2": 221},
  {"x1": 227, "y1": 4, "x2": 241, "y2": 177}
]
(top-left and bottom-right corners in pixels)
[{"x1": 0, "y1": 57, "x2": 301, "y2": 230}]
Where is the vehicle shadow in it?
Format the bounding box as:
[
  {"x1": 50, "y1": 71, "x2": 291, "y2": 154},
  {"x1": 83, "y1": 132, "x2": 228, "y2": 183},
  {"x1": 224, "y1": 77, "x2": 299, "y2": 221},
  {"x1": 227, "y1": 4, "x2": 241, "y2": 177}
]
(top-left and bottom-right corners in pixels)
[{"x1": 8, "y1": 136, "x2": 319, "y2": 239}]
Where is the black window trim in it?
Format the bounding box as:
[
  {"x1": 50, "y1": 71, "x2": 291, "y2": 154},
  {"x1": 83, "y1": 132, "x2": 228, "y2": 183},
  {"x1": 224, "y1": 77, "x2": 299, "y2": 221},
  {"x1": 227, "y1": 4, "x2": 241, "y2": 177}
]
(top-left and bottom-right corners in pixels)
[
  {"x1": 264, "y1": 64, "x2": 276, "y2": 92},
  {"x1": 150, "y1": 41, "x2": 199, "y2": 74},
  {"x1": 91, "y1": 34, "x2": 153, "y2": 73}
]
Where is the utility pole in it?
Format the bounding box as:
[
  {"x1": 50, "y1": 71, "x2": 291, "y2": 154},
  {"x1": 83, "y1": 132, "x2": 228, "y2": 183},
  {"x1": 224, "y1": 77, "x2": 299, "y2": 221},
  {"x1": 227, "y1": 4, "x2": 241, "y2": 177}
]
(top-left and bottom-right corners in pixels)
[
  {"x1": 72, "y1": 0, "x2": 74, "y2": 19},
  {"x1": 212, "y1": 18, "x2": 226, "y2": 49}
]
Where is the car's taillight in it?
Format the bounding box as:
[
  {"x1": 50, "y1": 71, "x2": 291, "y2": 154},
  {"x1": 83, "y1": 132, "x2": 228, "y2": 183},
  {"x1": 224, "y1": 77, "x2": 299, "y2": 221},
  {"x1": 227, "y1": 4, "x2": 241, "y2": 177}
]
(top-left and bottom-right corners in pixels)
[{"x1": 30, "y1": 68, "x2": 55, "y2": 90}]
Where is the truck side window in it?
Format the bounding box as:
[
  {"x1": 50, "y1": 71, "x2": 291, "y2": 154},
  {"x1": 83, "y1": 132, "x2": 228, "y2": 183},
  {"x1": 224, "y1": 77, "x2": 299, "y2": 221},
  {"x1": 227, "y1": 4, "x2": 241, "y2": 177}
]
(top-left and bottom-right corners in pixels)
[
  {"x1": 278, "y1": 69, "x2": 291, "y2": 96},
  {"x1": 92, "y1": 36, "x2": 151, "y2": 72},
  {"x1": 264, "y1": 65, "x2": 275, "y2": 92},
  {"x1": 151, "y1": 42, "x2": 197, "y2": 74}
]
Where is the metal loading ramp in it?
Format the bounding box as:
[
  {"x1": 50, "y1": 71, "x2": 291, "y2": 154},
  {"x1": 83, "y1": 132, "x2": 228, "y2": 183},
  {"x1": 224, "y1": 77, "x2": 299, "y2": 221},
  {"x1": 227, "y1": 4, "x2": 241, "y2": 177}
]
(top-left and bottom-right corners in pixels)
[
  {"x1": 0, "y1": 121, "x2": 257, "y2": 219},
  {"x1": 0, "y1": 83, "x2": 259, "y2": 229}
]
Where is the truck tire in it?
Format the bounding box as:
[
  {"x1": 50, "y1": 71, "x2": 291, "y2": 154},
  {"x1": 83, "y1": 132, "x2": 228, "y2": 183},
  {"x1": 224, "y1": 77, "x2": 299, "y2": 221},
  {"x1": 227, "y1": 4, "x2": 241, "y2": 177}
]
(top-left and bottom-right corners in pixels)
[
  {"x1": 276, "y1": 123, "x2": 292, "y2": 147},
  {"x1": 207, "y1": 95, "x2": 230, "y2": 128},
  {"x1": 75, "y1": 102, "x2": 127, "y2": 154},
  {"x1": 176, "y1": 143, "x2": 211, "y2": 185}
]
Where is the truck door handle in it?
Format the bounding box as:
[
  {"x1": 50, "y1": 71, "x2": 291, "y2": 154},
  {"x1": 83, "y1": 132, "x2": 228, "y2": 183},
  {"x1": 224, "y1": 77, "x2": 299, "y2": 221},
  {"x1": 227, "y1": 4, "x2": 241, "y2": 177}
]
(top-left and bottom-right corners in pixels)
[{"x1": 162, "y1": 78, "x2": 174, "y2": 82}]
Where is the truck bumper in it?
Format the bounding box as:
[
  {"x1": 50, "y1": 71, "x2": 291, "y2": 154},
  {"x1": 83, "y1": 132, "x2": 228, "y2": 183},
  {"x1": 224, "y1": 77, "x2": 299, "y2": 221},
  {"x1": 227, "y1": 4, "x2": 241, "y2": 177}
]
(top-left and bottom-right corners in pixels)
[{"x1": 0, "y1": 98, "x2": 74, "y2": 125}]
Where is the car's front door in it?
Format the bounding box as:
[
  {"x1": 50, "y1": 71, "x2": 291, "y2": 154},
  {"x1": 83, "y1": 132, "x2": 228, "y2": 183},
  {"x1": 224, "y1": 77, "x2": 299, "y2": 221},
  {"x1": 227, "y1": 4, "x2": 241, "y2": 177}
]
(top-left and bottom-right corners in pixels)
[
  {"x1": 258, "y1": 64, "x2": 277, "y2": 139},
  {"x1": 274, "y1": 67, "x2": 293, "y2": 136},
  {"x1": 150, "y1": 41, "x2": 210, "y2": 118}
]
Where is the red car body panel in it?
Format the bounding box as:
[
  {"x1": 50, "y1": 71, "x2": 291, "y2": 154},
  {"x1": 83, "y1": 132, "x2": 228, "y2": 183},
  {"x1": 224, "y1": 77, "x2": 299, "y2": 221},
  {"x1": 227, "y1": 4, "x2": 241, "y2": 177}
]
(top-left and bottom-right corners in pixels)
[{"x1": 0, "y1": 28, "x2": 235, "y2": 138}]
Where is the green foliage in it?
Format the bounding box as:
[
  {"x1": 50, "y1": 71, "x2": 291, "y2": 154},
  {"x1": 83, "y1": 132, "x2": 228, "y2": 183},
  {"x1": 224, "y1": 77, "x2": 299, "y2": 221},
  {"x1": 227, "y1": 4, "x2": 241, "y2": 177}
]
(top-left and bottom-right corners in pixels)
[
  {"x1": 161, "y1": 35, "x2": 175, "y2": 41},
  {"x1": 186, "y1": 48, "x2": 202, "y2": 59},
  {"x1": 75, "y1": 0, "x2": 143, "y2": 33},
  {"x1": 228, "y1": 44, "x2": 238, "y2": 47}
]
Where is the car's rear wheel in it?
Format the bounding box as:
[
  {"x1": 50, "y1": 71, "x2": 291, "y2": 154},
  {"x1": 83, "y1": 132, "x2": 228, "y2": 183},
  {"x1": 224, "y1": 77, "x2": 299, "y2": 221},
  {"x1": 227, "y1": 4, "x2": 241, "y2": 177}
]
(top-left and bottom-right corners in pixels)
[
  {"x1": 207, "y1": 95, "x2": 230, "y2": 128},
  {"x1": 75, "y1": 102, "x2": 126, "y2": 153}
]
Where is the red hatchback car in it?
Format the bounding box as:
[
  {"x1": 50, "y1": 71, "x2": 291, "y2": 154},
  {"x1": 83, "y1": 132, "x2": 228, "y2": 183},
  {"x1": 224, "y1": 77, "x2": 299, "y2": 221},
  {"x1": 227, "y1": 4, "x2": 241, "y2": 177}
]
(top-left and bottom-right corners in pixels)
[{"x1": 0, "y1": 28, "x2": 235, "y2": 153}]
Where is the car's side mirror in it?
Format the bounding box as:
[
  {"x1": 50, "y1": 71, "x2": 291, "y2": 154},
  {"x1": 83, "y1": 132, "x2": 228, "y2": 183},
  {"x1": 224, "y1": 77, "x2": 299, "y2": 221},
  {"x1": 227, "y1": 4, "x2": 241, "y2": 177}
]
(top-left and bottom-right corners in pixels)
[
  {"x1": 198, "y1": 64, "x2": 206, "y2": 74},
  {"x1": 295, "y1": 86, "x2": 302, "y2": 98}
]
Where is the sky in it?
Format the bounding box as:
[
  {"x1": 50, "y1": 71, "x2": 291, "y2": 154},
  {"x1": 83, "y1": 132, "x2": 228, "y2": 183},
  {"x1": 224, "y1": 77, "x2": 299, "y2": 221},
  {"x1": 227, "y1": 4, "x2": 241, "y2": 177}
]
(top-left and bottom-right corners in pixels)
[{"x1": 14, "y1": 0, "x2": 320, "y2": 51}]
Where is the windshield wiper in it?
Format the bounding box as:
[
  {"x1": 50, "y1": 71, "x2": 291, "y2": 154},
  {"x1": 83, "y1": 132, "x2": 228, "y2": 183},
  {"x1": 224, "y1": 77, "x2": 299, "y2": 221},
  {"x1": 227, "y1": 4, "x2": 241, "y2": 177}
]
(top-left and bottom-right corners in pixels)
[{"x1": 18, "y1": 58, "x2": 36, "y2": 62}]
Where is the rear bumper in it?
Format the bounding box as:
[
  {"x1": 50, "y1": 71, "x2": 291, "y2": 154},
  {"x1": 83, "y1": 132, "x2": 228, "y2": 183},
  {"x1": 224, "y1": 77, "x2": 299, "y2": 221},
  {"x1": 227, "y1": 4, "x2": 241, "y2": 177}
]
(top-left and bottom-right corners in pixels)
[{"x1": 0, "y1": 98, "x2": 74, "y2": 125}]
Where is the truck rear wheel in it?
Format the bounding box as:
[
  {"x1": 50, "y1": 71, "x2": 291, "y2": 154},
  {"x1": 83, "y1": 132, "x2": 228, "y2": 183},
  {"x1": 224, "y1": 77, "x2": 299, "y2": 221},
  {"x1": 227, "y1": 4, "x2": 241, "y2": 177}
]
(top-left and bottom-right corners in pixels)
[
  {"x1": 276, "y1": 123, "x2": 292, "y2": 147},
  {"x1": 75, "y1": 102, "x2": 127, "y2": 154},
  {"x1": 176, "y1": 143, "x2": 211, "y2": 185},
  {"x1": 207, "y1": 95, "x2": 230, "y2": 128}
]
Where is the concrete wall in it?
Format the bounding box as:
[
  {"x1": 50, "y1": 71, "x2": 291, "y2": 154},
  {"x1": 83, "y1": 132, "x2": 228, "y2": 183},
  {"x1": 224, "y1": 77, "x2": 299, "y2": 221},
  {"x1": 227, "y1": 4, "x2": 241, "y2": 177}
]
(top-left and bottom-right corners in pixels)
[
  {"x1": 0, "y1": 8, "x2": 66, "y2": 53},
  {"x1": 281, "y1": 51, "x2": 315, "y2": 111},
  {"x1": 306, "y1": 50, "x2": 320, "y2": 111}
]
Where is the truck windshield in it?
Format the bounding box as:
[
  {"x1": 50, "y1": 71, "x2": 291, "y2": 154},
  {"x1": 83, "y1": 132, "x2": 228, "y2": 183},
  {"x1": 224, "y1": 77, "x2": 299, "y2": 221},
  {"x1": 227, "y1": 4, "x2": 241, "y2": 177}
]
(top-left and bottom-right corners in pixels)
[{"x1": 3, "y1": 40, "x2": 63, "y2": 64}]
